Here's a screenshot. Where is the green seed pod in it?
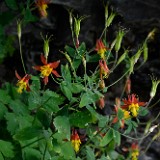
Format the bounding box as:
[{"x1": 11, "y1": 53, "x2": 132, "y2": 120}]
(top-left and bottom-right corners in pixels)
[
  {"x1": 117, "y1": 49, "x2": 128, "y2": 66},
  {"x1": 115, "y1": 30, "x2": 125, "y2": 52},
  {"x1": 143, "y1": 42, "x2": 148, "y2": 63},
  {"x1": 106, "y1": 11, "x2": 116, "y2": 27},
  {"x1": 129, "y1": 57, "x2": 135, "y2": 74},
  {"x1": 133, "y1": 47, "x2": 142, "y2": 63},
  {"x1": 150, "y1": 76, "x2": 160, "y2": 98}
]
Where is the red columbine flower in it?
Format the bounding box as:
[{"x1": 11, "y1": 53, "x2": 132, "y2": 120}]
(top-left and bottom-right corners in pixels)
[
  {"x1": 33, "y1": 54, "x2": 60, "y2": 85},
  {"x1": 99, "y1": 60, "x2": 110, "y2": 79},
  {"x1": 35, "y1": 0, "x2": 50, "y2": 18},
  {"x1": 15, "y1": 71, "x2": 31, "y2": 94},
  {"x1": 131, "y1": 142, "x2": 139, "y2": 160},
  {"x1": 95, "y1": 39, "x2": 108, "y2": 59},
  {"x1": 121, "y1": 94, "x2": 146, "y2": 117},
  {"x1": 71, "y1": 129, "x2": 81, "y2": 153}
]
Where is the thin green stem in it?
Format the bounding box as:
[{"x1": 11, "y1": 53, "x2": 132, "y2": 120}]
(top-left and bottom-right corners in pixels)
[
  {"x1": 43, "y1": 142, "x2": 47, "y2": 160},
  {"x1": 18, "y1": 37, "x2": 27, "y2": 74},
  {"x1": 106, "y1": 69, "x2": 130, "y2": 88}
]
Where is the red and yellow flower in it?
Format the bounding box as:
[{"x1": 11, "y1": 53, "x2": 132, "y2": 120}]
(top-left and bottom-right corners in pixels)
[
  {"x1": 95, "y1": 39, "x2": 108, "y2": 59},
  {"x1": 131, "y1": 143, "x2": 139, "y2": 160},
  {"x1": 71, "y1": 129, "x2": 81, "y2": 152},
  {"x1": 99, "y1": 60, "x2": 110, "y2": 79},
  {"x1": 35, "y1": 0, "x2": 50, "y2": 18},
  {"x1": 121, "y1": 94, "x2": 146, "y2": 117},
  {"x1": 15, "y1": 71, "x2": 31, "y2": 94},
  {"x1": 33, "y1": 54, "x2": 60, "y2": 85}
]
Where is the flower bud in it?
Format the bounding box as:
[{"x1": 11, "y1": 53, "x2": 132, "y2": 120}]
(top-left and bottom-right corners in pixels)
[
  {"x1": 17, "y1": 20, "x2": 22, "y2": 40},
  {"x1": 115, "y1": 30, "x2": 125, "y2": 52},
  {"x1": 150, "y1": 76, "x2": 160, "y2": 98}
]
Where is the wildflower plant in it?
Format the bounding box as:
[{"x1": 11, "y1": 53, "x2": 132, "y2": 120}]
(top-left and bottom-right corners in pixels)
[{"x1": 0, "y1": 2, "x2": 160, "y2": 160}]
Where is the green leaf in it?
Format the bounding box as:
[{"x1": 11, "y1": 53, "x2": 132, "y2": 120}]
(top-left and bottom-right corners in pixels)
[
  {"x1": 60, "y1": 81, "x2": 72, "y2": 100},
  {"x1": 77, "y1": 42, "x2": 86, "y2": 56},
  {"x1": 54, "y1": 116, "x2": 70, "y2": 140},
  {"x1": 113, "y1": 130, "x2": 121, "y2": 146},
  {"x1": 117, "y1": 108, "x2": 124, "y2": 120},
  {"x1": 5, "y1": 0, "x2": 18, "y2": 10},
  {"x1": 23, "y1": 148, "x2": 42, "y2": 160},
  {"x1": 98, "y1": 115, "x2": 109, "y2": 128},
  {"x1": 139, "y1": 107, "x2": 149, "y2": 116},
  {"x1": 100, "y1": 129, "x2": 113, "y2": 147},
  {"x1": 31, "y1": 76, "x2": 41, "y2": 90},
  {"x1": 61, "y1": 64, "x2": 71, "y2": 82},
  {"x1": 37, "y1": 108, "x2": 52, "y2": 129},
  {"x1": 0, "y1": 140, "x2": 14, "y2": 158},
  {"x1": 86, "y1": 146, "x2": 95, "y2": 160},
  {"x1": 0, "y1": 102, "x2": 7, "y2": 120},
  {"x1": 69, "y1": 110, "x2": 93, "y2": 128},
  {"x1": 79, "y1": 92, "x2": 93, "y2": 107},
  {"x1": 14, "y1": 127, "x2": 43, "y2": 141},
  {"x1": 65, "y1": 45, "x2": 75, "y2": 58},
  {"x1": 70, "y1": 83, "x2": 84, "y2": 94},
  {"x1": 60, "y1": 142, "x2": 75, "y2": 159},
  {"x1": 0, "y1": 89, "x2": 11, "y2": 104}
]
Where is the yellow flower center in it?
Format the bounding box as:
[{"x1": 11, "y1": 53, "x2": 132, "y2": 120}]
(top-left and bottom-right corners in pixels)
[
  {"x1": 131, "y1": 150, "x2": 139, "y2": 160},
  {"x1": 40, "y1": 65, "x2": 52, "y2": 77},
  {"x1": 98, "y1": 48, "x2": 106, "y2": 59},
  {"x1": 71, "y1": 139, "x2": 81, "y2": 152},
  {"x1": 38, "y1": 4, "x2": 48, "y2": 17},
  {"x1": 17, "y1": 80, "x2": 27, "y2": 94},
  {"x1": 129, "y1": 103, "x2": 139, "y2": 117},
  {"x1": 123, "y1": 110, "x2": 130, "y2": 119}
]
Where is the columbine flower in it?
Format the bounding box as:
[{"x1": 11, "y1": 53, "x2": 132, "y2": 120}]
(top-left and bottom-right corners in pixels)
[
  {"x1": 98, "y1": 97, "x2": 105, "y2": 109},
  {"x1": 15, "y1": 71, "x2": 31, "y2": 94},
  {"x1": 131, "y1": 143, "x2": 139, "y2": 160},
  {"x1": 121, "y1": 94, "x2": 146, "y2": 117},
  {"x1": 35, "y1": 0, "x2": 50, "y2": 18},
  {"x1": 95, "y1": 39, "x2": 108, "y2": 59},
  {"x1": 33, "y1": 54, "x2": 60, "y2": 85},
  {"x1": 71, "y1": 129, "x2": 81, "y2": 153},
  {"x1": 125, "y1": 76, "x2": 131, "y2": 95},
  {"x1": 99, "y1": 60, "x2": 110, "y2": 79}
]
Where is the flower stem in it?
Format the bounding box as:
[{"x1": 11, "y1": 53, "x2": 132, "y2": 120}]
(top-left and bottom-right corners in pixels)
[{"x1": 18, "y1": 37, "x2": 27, "y2": 74}]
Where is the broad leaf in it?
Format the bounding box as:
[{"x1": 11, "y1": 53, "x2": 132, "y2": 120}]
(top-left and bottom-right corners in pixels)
[{"x1": 100, "y1": 129, "x2": 113, "y2": 147}]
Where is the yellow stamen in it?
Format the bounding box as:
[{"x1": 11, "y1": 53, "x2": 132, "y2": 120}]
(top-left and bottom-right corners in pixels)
[
  {"x1": 123, "y1": 110, "x2": 130, "y2": 119},
  {"x1": 98, "y1": 48, "x2": 106, "y2": 59},
  {"x1": 129, "y1": 103, "x2": 139, "y2": 117},
  {"x1": 17, "y1": 80, "x2": 27, "y2": 93},
  {"x1": 131, "y1": 150, "x2": 139, "y2": 160},
  {"x1": 71, "y1": 139, "x2": 81, "y2": 152},
  {"x1": 40, "y1": 65, "x2": 52, "y2": 77}
]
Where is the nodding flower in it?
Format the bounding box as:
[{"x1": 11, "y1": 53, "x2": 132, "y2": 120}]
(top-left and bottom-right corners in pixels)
[
  {"x1": 15, "y1": 71, "x2": 31, "y2": 94},
  {"x1": 131, "y1": 142, "x2": 139, "y2": 160},
  {"x1": 35, "y1": 0, "x2": 50, "y2": 18},
  {"x1": 71, "y1": 129, "x2": 81, "y2": 153},
  {"x1": 33, "y1": 54, "x2": 60, "y2": 85},
  {"x1": 99, "y1": 59, "x2": 110, "y2": 79},
  {"x1": 95, "y1": 39, "x2": 108, "y2": 59}
]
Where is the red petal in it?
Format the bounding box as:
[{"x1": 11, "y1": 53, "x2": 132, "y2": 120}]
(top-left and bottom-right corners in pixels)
[
  {"x1": 41, "y1": 54, "x2": 47, "y2": 65},
  {"x1": 112, "y1": 117, "x2": 118, "y2": 124},
  {"x1": 49, "y1": 60, "x2": 60, "y2": 69},
  {"x1": 43, "y1": 76, "x2": 48, "y2": 85},
  {"x1": 15, "y1": 70, "x2": 21, "y2": 80},
  {"x1": 33, "y1": 66, "x2": 41, "y2": 71},
  {"x1": 26, "y1": 85, "x2": 30, "y2": 92},
  {"x1": 52, "y1": 70, "x2": 60, "y2": 77}
]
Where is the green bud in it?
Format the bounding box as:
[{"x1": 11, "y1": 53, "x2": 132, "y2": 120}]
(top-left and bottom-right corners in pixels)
[
  {"x1": 150, "y1": 76, "x2": 160, "y2": 98},
  {"x1": 41, "y1": 34, "x2": 52, "y2": 61},
  {"x1": 129, "y1": 57, "x2": 135, "y2": 75},
  {"x1": 105, "y1": 4, "x2": 109, "y2": 23},
  {"x1": 17, "y1": 20, "x2": 22, "y2": 40},
  {"x1": 115, "y1": 30, "x2": 125, "y2": 52}
]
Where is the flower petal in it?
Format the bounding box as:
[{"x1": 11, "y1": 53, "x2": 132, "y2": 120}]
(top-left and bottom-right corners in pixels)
[
  {"x1": 41, "y1": 54, "x2": 47, "y2": 65},
  {"x1": 49, "y1": 60, "x2": 60, "y2": 69},
  {"x1": 15, "y1": 70, "x2": 22, "y2": 80},
  {"x1": 52, "y1": 70, "x2": 60, "y2": 77}
]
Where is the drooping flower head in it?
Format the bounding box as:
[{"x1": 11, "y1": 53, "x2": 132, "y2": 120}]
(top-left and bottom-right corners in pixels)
[
  {"x1": 121, "y1": 94, "x2": 146, "y2": 117},
  {"x1": 99, "y1": 60, "x2": 110, "y2": 79},
  {"x1": 71, "y1": 129, "x2": 81, "y2": 153},
  {"x1": 35, "y1": 0, "x2": 50, "y2": 18},
  {"x1": 33, "y1": 54, "x2": 60, "y2": 85},
  {"x1": 15, "y1": 71, "x2": 31, "y2": 94},
  {"x1": 95, "y1": 39, "x2": 108, "y2": 59},
  {"x1": 131, "y1": 142, "x2": 139, "y2": 160}
]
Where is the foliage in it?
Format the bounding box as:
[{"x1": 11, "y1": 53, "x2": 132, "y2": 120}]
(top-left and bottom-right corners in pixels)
[{"x1": 0, "y1": 1, "x2": 160, "y2": 160}]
